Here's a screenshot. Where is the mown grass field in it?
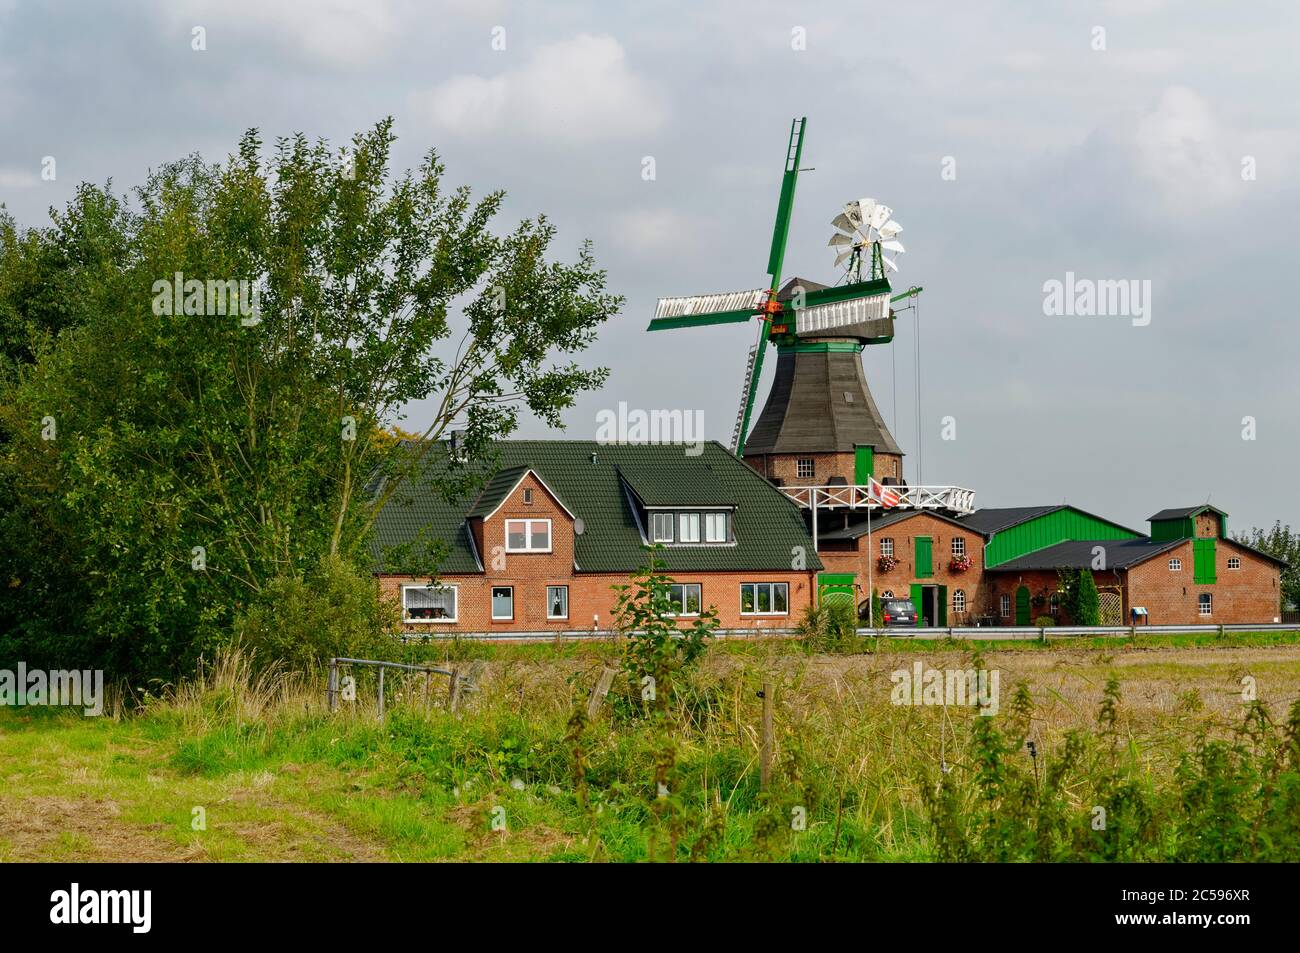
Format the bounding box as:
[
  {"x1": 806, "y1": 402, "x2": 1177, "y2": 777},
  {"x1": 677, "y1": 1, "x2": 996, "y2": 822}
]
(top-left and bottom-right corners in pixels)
[{"x1": 2, "y1": 632, "x2": 1299, "y2": 862}]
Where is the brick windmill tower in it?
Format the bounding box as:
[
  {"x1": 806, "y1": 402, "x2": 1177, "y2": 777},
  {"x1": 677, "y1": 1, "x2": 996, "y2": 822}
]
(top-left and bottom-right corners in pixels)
[{"x1": 647, "y1": 118, "x2": 922, "y2": 492}]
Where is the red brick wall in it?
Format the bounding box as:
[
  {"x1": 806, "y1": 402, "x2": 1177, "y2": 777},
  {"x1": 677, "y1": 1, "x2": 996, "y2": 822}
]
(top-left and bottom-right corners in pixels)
[
  {"x1": 745, "y1": 451, "x2": 903, "y2": 486},
  {"x1": 1195, "y1": 513, "x2": 1222, "y2": 538},
  {"x1": 815, "y1": 513, "x2": 986, "y2": 623},
  {"x1": 984, "y1": 568, "x2": 1125, "y2": 625},
  {"x1": 380, "y1": 472, "x2": 815, "y2": 633},
  {"x1": 1126, "y1": 538, "x2": 1281, "y2": 625}
]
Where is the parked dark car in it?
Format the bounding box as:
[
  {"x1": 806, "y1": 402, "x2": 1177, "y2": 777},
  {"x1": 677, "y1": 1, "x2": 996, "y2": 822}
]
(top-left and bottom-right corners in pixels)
[
  {"x1": 880, "y1": 598, "x2": 919, "y2": 627},
  {"x1": 860, "y1": 597, "x2": 920, "y2": 627}
]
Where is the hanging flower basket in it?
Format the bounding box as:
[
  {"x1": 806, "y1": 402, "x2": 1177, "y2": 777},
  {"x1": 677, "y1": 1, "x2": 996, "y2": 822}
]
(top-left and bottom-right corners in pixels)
[
  {"x1": 877, "y1": 554, "x2": 899, "y2": 572},
  {"x1": 947, "y1": 554, "x2": 973, "y2": 573}
]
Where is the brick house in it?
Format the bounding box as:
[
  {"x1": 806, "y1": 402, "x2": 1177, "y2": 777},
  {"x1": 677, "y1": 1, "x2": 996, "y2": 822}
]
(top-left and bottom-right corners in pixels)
[{"x1": 371, "y1": 441, "x2": 821, "y2": 636}]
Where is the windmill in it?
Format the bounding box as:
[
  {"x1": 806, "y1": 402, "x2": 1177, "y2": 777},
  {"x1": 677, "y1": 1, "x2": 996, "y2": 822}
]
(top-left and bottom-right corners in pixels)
[{"x1": 646, "y1": 118, "x2": 922, "y2": 456}]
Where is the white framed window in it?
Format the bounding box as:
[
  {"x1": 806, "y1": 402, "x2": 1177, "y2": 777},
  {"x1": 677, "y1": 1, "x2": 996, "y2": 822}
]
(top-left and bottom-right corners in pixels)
[
  {"x1": 796, "y1": 458, "x2": 815, "y2": 479},
  {"x1": 678, "y1": 512, "x2": 701, "y2": 543},
  {"x1": 403, "y1": 584, "x2": 457, "y2": 623},
  {"x1": 705, "y1": 512, "x2": 729, "y2": 543},
  {"x1": 951, "y1": 537, "x2": 966, "y2": 558},
  {"x1": 491, "y1": 586, "x2": 514, "y2": 620},
  {"x1": 952, "y1": 589, "x2": 966, "y2": 613},
  {"x1": 651, "y1": 512, "x2": 675, "y2": 543},
  {"x1": 1199, "y1": 593, "x2": 1213, "y2": 616},
  {"x1": 505, "y1": 518, "x2": 551, "y2": 553},
  {"x1": 741, "y1": 582, "x2": 789, "y2": 616},
  {"x1": 546, "y1": 585, "x2": 568, "y2": 620},
  {"x1": 1168, "y1": 558, "x2": 1182, "y2": 571},
  {"x1": 522, "y1": 488, "x2": 534, "y2": 505},
  {"x1": 666, "y1": 583, "x2": 702, "y2": 616},
  {"x1": 1227, "y1": 557, "x2": 1241, "y2": 570},
  {"x1": 1050, "y1": 593, "x2": 1060, "y2": 615},
  {"x1": 999, "y1": 594, "x2": 1011, "y2": 618},
  {"x1": 880, "y1": 538, "x2": 894, "y2": 558}
]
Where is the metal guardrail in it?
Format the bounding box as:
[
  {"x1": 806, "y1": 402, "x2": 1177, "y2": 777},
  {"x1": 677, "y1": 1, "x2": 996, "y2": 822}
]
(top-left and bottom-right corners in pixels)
[{"x1": 392, "y1": 623, "x2": 1300, "y2": 644}]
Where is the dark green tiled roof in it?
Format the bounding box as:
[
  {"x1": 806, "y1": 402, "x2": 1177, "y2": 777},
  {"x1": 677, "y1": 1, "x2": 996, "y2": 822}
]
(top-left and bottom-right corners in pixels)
[
  {"x1": 617, "y1": 460, "x2": 734, "y2": 507},
  {"x1": 370, "y1": 440, "x2": 821, "y2": 575}
]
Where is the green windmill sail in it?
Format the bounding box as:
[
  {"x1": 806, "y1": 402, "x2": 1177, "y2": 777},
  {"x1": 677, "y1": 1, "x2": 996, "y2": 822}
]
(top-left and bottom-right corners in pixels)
[{"x1": 647, "y1": 117, "x2": 922, "y2": 456}]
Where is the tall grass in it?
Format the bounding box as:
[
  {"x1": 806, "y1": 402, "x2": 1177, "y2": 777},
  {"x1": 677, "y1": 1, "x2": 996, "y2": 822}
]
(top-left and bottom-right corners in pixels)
[{"x1": 40, "y1": 642, "x2": 1300, "y2": 861}]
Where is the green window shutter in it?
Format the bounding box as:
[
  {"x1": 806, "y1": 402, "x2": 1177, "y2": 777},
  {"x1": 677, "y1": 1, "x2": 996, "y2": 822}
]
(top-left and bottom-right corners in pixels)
[
  {"x1": 1194, "y1": 538, "x2": 1217, "y2": 584},
  {"x1": 915, "y1": 536, "x2": 932, "y2": 577},
  {"x1": 854, "y1": 445, "x2": 874, "y2": 484},
  {"x1": 937, "y1": 584, "x2": 948, "y2": 626}
]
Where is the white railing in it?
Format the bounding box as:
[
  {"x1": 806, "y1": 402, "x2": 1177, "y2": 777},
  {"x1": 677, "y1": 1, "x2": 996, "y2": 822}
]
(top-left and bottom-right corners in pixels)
[{"x1": 779, "y1": 483, "x2": 977, "y2": 514}]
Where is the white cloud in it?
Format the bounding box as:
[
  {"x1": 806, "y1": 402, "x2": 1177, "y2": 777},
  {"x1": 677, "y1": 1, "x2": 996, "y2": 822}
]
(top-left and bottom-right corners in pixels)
[
  {"x1": 413, "y1": 34, "x2": 667, "y2": 143},
  {"x1": 610, "y1": 208, "x2": 699, "y2": 256},
  {"x1": 0, "y1": 167, "x2": 39, "y2": 189},
  {"x1": 159, "y1": 0, "x2": 401, "y2": 67}
]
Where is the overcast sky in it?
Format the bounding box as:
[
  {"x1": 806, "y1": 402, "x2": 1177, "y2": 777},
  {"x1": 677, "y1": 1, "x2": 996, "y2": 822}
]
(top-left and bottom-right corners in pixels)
[{"x1": 2, "y1": 0, "x2": 1297, "y2": 534}]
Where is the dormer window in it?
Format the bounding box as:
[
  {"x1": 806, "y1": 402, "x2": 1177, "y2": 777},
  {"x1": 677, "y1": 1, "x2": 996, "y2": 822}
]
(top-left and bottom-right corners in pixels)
[
  {"x1": 647, "y1": 510, "x2": 732, "y2": 546},
  {"x1": 678, "y1": 512, "x2": 701, "y2": 543},
  {"x1": 651, "y1": 512, "x2": 675, "y2": 543}
]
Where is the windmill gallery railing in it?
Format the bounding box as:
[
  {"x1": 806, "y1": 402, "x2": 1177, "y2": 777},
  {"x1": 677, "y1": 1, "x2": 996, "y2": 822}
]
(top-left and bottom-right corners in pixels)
[{"x1": 779, "y1": 483, "x2": 977, "y2": 515}]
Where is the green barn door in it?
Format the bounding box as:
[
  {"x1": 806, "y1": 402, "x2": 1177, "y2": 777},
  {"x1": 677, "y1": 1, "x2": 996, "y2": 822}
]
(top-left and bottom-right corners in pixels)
[
  {"x1": 909, "y1": 583, "x2": 924, "y2": 616},
  {"x1": 937, "y1": 584, "x2": 948, "y2": 626},
  {"x1": 854, "y1": 445, "x2": 874, "y2": 484},
  {"x1": 915, "y1": 537, "x2": 933, "y2": 577},
  {"x1": 1015, "y1": 585, "x2": 1031, "y2": 625},
  {"x1": 1193, "y1": 538, "x2": 1217, "y2": 584}
]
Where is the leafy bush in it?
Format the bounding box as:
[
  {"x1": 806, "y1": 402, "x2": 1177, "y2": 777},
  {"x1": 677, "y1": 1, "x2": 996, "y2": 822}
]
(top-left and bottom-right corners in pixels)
[
  {"x1": 1033, "y1": 616, "x2": 1056, "y2": 628},
  {"x1": 236, "y1": 555, "x2": 399, "y2": 671},
  {"x1": 796, "y1": 600, "x2": 862, "y2": 654}
]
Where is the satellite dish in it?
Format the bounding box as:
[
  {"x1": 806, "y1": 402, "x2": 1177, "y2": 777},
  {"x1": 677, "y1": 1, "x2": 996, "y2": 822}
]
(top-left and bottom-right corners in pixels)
[
  {"x1": 828, "y1": 198, "x2": 905, "y2": 281},
  {"x1": 573, "y1": 517, "x2": 585, "y2": 536}
]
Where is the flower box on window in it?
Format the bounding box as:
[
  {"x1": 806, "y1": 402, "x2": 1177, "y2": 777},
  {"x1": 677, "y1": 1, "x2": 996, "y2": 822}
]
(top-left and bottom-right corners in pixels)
[
  {"x1": 947, "y1": 554, "x2": 973, "y2": 572},
  {"x1": 877, "y1": 554, "x2": 899, "y2": 572}
]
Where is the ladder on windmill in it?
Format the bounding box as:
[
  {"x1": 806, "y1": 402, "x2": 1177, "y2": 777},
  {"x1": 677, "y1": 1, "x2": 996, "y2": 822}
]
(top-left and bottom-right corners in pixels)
[{"x1": 730, "y1": 326, "x2": 764, "y2": 453}]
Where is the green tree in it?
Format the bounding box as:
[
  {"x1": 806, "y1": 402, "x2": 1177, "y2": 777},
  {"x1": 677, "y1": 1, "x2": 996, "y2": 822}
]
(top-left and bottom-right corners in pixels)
[
  {"x1": 612, "y1": 550, "x2": 718, "y2": 715},
  {"x1": 1076, "y1": 568, "x2": 1101, "y2": 626},
  {"x1": 1234, "y1": 522, "x2": 1300, "y2": 610},
  {"x1": 0, "y1": 120, "x2": 621, "y2": 680}
]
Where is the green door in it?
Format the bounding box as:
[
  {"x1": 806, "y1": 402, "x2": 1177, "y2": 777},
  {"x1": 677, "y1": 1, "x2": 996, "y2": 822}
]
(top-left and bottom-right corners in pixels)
[
  {"x1": 915, "y1": 536, "x2": 933, "y2": 577},
  {"x1": 1193, "y1": 538, "x2": 1217, "y2": 584},
  {"x1": 937, "y1": 584, "x2": 948, "y2": 626},
  {"x1": 854, "y1": 445, "x2": 874, "y2": 484},
  {"x1": 1015, "y1": 585, "x2": 1031, "y2": 625},
  {"x1": 909, "y1": 583, "x2": 924, "y2": 618}
]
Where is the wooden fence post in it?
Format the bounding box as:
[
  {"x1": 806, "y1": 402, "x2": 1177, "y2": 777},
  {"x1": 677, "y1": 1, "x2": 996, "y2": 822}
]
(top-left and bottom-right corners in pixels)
[
  {"x1": 448, "y1": 667, "x2": 461, "y2": 714},
  {"x1": 760, "y1": 681, "x2": 774, "y2": 791},
  {"x1": 586, "y1": 666, "x2": 618, "y2": 721}
]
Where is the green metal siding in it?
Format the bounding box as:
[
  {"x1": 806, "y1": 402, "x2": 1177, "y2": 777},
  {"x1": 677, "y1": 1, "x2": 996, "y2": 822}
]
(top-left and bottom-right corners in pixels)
[
  {"x1": 1151, "y1": 517, "x2": 1194, "y2": 541},
  {"x1": 984, "y1": 509, "x2": 1140, "y2": 567},
  {"x1": 915, "y1": 536, "x2": 933, "y2": 577},
  {"x1": 1194, "y1": 538, "x2": 1217, "y2": 584}
]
